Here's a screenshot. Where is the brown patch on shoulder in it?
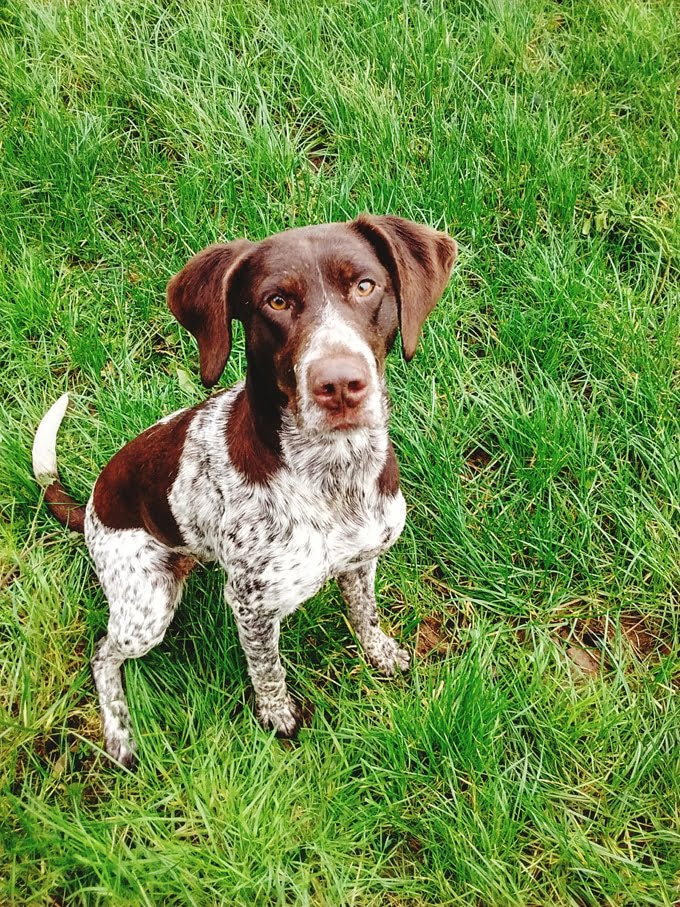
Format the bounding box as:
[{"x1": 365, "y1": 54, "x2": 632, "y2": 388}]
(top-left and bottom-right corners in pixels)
[
  {"x1": 93, "y1": 407, "x2": 199, "y2": 547},
  {"x1": 226, "y1": 387, "x2": 282, "y2": 484},
  {"x1": 377, "y1": 441, "x2": 400, "y2": 496}
]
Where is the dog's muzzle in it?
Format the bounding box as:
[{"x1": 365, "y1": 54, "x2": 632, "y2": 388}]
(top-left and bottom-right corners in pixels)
[{"x1": 307, "y1": 353, "x2": 371, "y2": 429}]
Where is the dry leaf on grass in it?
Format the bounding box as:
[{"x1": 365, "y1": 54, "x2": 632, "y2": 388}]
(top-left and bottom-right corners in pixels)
[
  {"x1": 565, "y1": 645, "x2": 601, "y2": 676},
  {"x1": 555, "y1": 609, "x2": 674, "y2": 680}
]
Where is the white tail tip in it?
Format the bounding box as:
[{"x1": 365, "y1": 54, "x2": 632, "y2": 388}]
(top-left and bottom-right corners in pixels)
[{"x1": 32, "y1": 393, "x2": 70, "y2": 485}]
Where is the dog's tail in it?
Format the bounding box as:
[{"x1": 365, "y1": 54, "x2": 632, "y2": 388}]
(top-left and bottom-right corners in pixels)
[{"x1": 32, "y1": 393, "x2": 86, "y2": 533}]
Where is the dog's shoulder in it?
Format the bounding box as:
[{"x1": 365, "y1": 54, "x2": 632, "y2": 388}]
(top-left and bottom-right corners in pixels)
[{"x1": 91, "y1": 392, "x2": 228, "y2": 547}]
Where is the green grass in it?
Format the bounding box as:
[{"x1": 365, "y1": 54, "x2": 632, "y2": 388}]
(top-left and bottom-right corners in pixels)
[{"x1": 1, "y1": 0, "x2": 679, "y2": 903}]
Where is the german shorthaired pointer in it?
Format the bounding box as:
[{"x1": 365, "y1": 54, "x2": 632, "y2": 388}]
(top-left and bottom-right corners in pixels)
[{"x1": 33, "y1": 214, "x2": 457, "y2": 767}]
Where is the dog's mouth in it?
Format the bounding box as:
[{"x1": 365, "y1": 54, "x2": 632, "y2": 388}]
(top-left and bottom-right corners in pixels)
[
  {"x1": 322, "y1": 410, "x2": 372, "y2": 432},
  {"x1": 294, "y1": 385, "x2": 389, "y2": 436}
]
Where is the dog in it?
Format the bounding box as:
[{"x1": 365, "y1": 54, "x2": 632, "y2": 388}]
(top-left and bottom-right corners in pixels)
[{"x1": 32, "y1": 214, "x2": 457, "y2": 767}]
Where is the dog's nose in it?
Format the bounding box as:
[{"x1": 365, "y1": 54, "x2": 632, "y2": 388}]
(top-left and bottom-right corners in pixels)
[{"x1": 309, "y1": 356, "x2": 369, "y2": 412}]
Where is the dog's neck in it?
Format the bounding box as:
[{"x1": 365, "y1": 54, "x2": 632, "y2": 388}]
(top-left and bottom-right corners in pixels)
[
  {"x1": 243, "y1": 364, "x2": 285, "y2": 456},
  {"x1": 280, "y1": 413, "x2": 390, "y2": 490}
]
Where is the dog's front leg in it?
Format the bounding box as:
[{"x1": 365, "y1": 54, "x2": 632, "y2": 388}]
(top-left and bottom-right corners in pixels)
[
  {"x1": 225, "y1": 585, "x2": 302, "y2": 737},
  {"x1": 337, "y1": 560, "x2": 410, "y2": 675}
]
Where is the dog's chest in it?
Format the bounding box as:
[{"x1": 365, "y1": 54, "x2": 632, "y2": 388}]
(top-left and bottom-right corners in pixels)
[
  {"x1": 316, "y1": 484, "x2": 406, "y2": 573},
  {"x1": 173, "y1": 455, "x2": 405, "y2": 613},
  {"x1": 236, "y1": 481, "x2": 406, "y2": 613}
]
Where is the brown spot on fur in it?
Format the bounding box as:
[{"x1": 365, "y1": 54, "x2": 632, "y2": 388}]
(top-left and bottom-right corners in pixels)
[
  {"x1": 226, "y1": 387, "x2": 282, "y2": 484},
  {"x1": 167, "y1": 553, "x2": 197, "y2": 581},
  {"x1": 93, "y1": 408, "x2": 196, "y2": 547},
  {"x1": 377, "y1": 441, "x2": 400, "y2": 497},
  {"x1": 43, "y1": 481, "x2": 86, "y2": 533}
]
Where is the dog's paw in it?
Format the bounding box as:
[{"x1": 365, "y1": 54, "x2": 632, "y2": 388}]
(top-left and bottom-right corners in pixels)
[
  {"x1": 257, "y1": 696, "x2": 303, "y2": 739},
  {"x1": 105, "y1": 733, "x2": 138, "y2": 770},
  {"x1": 365, "y1": 632, "x2": 410, "y2": 676}
]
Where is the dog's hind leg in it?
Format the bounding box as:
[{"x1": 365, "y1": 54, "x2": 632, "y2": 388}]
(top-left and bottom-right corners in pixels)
[
  {"x1": 91, "y1": 634, "x2": 140, "y2": 769},
  {"x1": 87, "y1": 516, "x2": 193, "y2": 767}
]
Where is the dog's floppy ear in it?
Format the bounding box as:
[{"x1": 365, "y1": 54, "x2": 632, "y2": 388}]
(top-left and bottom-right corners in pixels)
[
  {"x1": 167, "y1": 240, "x2": 255, "y2": 387},
  {"x1": 354, "y1": 214, "x2": 457, "y2": 360}
]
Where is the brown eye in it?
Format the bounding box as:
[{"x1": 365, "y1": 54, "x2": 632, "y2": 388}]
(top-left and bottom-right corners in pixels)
[
  {"x1": 268, "y1": 295, "x2": 290, "y2": 311},
  {"x1": 356, "y1": 278, "x2": 375, "y2": 296}
]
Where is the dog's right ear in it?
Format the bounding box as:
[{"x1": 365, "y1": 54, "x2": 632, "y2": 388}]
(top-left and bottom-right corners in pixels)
[{"x1": 167, "y1": 240, "x2": 255, "y2": 388}]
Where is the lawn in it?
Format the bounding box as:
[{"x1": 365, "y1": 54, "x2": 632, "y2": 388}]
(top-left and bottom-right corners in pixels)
[{"x1": 1, "y1": 0, "x2": 679, "y2": 904}]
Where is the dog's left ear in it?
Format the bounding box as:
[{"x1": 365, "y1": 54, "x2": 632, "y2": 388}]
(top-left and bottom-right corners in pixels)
[
  {"x1": 167, "y1": 240, "x2": 255, "y2": 388},
  {"x1": 353, "y1": 214, "x2": 457, "y2": 360}
]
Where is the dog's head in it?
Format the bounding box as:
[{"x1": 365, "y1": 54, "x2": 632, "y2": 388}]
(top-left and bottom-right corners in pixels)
[{"x1": 167, "y1": 215, "x2": 457, "y2": 434}]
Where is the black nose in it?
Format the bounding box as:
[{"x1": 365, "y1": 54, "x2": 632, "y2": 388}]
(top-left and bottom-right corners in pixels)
[{"x1": 309, "y1": 355, "x2": 369, "y2": 412}]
